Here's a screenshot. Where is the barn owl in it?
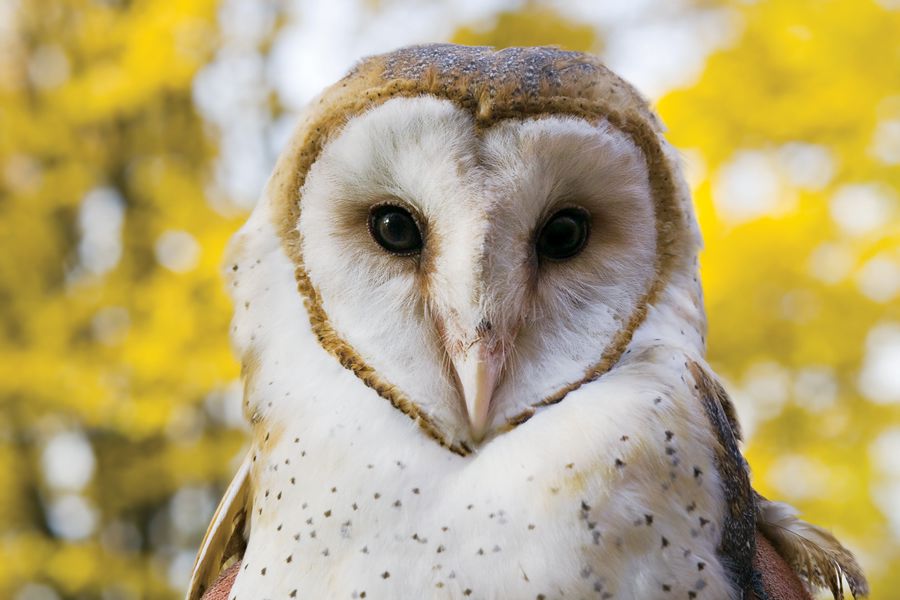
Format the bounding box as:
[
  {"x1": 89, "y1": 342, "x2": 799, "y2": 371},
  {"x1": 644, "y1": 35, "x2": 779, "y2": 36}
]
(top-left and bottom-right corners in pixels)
[{"x1": 187, "y1": 45, "x2": 867, "y2": 600}]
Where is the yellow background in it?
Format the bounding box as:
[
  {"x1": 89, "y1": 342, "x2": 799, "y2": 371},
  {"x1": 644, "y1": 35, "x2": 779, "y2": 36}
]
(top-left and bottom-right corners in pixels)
[{"x1": 1, "y1": 0, "x2": 898, "y2": 598}]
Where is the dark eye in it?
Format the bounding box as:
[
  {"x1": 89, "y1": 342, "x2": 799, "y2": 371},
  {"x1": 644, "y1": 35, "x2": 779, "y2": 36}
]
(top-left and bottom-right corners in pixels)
[
  {"x1": 536, "y1": 208, "x2": 590, "y2": 260},
  {"x1": 368, "y1": 205, "x2": 423, "y2": 255}
]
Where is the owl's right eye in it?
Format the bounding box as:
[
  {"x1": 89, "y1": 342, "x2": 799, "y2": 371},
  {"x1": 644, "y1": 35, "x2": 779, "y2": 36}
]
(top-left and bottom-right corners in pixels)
[{"x1": 368, "y1": 205, "x2": 423, "y2": 255}]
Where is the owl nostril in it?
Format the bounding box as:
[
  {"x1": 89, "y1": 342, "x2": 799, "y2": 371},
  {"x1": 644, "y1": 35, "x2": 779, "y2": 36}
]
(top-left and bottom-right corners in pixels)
[{"x1": 476, "y1": 320, "x2": 492, "y2": 336}]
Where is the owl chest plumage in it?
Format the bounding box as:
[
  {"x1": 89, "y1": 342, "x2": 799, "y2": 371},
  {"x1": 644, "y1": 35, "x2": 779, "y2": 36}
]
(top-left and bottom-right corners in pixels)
[{"x1": 228, "y1": 344, "x2": 737, "y2": 600}]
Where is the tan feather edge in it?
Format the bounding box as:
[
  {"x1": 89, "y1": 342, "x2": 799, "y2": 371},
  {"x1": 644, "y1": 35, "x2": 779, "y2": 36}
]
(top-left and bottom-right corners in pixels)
[
  {"x1": 756, "y1": 495, "x2": 869, "y2": 599},
  {"x1": 272, "y1": 83, "x2": 684, "y2": 455},
  {"x1": 185, "y1": 453, "x2": 252, "y2": 600}
]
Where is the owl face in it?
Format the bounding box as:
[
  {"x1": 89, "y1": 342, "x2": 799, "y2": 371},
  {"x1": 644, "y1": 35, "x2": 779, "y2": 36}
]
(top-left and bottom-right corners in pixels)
[{"x1": 298, "y1": 96, "x2": 658, "y2": 445}]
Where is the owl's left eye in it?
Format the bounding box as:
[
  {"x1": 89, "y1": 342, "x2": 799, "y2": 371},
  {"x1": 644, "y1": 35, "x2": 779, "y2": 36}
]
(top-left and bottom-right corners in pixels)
[
  {"x1": 368, "y1": 205, "x2": 423, "y2": 255},
  {"x1": 537, "y1": 207, "x2": 591, "y2": 261}
]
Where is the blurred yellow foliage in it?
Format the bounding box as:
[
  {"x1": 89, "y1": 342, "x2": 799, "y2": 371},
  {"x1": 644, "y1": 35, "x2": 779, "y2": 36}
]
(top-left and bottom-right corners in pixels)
[
  {"x1": 1, "y1": 0, "x2": 243, "y2": 597},
  {"x1": 1, "y1": 0, "x2": 897, "y2": 598},
  {"x1": 452, "y1": 5, "x2": 599, "y2": 54}
]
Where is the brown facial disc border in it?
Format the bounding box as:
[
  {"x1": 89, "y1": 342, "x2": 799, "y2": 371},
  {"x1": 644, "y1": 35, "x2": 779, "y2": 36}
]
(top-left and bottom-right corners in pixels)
[{"x1": 271, "y1": 81, "x2": 682, "y2": 456}]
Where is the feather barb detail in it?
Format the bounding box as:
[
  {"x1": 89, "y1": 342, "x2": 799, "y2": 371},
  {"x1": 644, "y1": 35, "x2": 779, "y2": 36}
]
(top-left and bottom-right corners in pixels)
[
  {"x1": 756, "y1": 495, "x2": 868, "y2": 599},
  {"x1": 185, "y1": 453, "x2": 251, "y2": 600}
]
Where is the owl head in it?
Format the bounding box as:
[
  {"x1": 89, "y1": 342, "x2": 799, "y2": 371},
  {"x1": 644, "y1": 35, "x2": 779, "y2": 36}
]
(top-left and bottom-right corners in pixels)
[{"x1": 226, "y1": 45, "x2": 705, "y2": 452}]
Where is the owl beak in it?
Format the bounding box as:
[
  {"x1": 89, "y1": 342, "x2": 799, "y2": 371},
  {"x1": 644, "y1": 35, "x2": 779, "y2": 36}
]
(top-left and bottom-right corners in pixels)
[{"x1": 454, "y1": 342, "x2": 503, "y2": 442}]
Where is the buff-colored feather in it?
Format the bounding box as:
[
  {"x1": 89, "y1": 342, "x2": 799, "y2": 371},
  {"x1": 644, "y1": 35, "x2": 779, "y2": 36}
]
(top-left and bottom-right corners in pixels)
[
  {"x1": 185, "y1": 453, "x2": 251, "y2": 600},
  {"x1": 756, "y1": 495, "x2": 869, "y2": 599}
]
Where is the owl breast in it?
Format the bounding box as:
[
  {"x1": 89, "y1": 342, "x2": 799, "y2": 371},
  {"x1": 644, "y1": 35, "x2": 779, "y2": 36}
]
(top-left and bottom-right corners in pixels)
[{"x1": 228, "y1": 345, "x2": 737, "y2": 600}]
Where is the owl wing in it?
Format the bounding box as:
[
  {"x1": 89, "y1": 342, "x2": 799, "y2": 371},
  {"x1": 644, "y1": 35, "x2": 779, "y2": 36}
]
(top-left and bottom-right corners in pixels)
[
  {"x1": 688, "y1": 360, "x2": 757, "y2": 593},
  {"x1": 755, "y1": 494, "x2": 868, "y2": 599},
  {"x1": 688, "y1": 360, "x2": 869, "y2": 599},
  {"x1": 185, "y1": 452, "x2": 252, "y2": 600}
]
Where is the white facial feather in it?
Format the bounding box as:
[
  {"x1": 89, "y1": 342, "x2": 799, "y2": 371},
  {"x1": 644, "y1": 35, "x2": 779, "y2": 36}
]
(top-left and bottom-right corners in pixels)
[
  {"x1": 299, "y1": 97, "x2": 483, "y2": 443},
  {"x1": 298, "y1": 97, "x2": 660, "y2": 441},
  {"x1": 480, "y1": 115, "x2": 658, "y2": 421}
]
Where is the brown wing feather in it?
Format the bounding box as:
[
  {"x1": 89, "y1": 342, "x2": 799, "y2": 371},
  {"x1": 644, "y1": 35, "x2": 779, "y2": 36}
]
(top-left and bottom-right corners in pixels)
[
  {"x1": 688, "y1": 360, "x2": 756, "y2": 592},
  {"x1": 756, "y1": 494, "x2": 869, "y2": 599},
  {"x1": 185, "y1": 453, "x2": 252, "y2": 600}
]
